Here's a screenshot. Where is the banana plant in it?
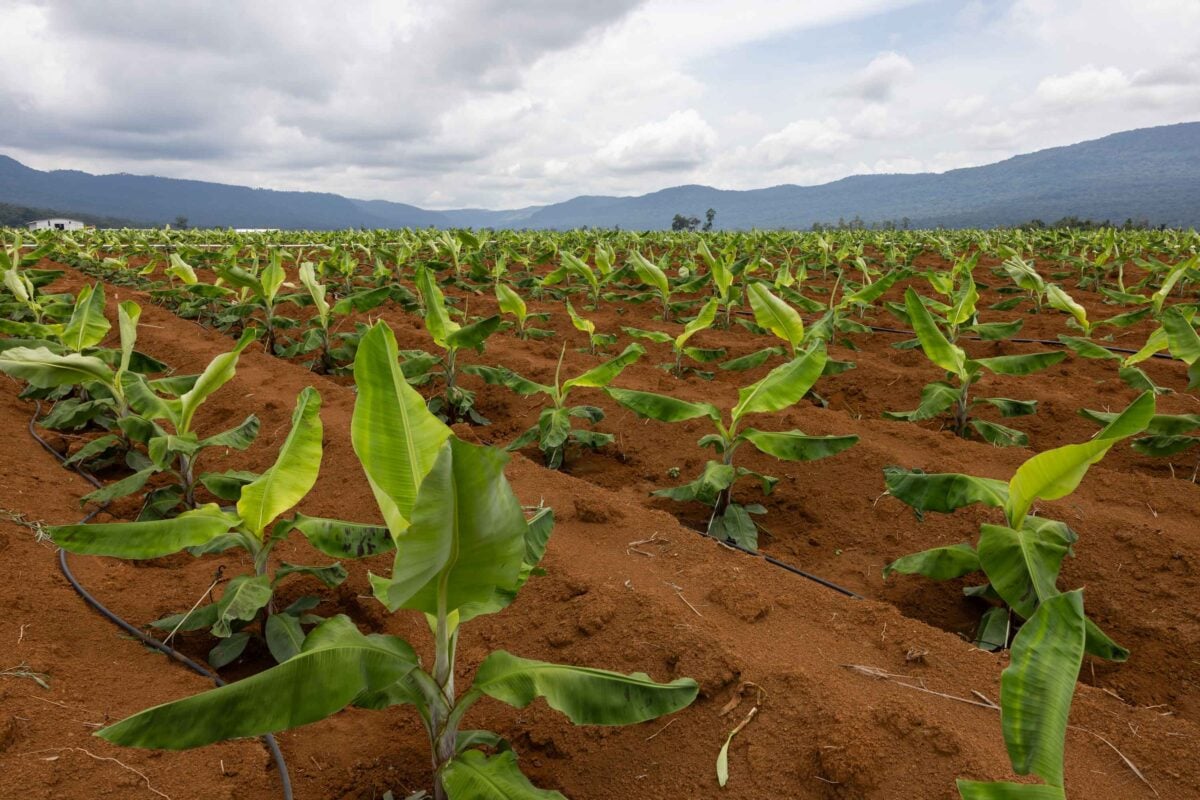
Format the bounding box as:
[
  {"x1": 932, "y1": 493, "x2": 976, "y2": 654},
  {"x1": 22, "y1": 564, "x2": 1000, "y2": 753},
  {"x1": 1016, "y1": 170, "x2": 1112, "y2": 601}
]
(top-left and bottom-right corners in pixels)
[
  {"x1": 885, "y1": 288, "x2": 1066, "y2": 446},
  {"x1": 0, "y1": 233, "x2": 54, "y2": 279},
  {"x1": 883, "y1": 391, "x2": 1153, "y2": 657},
  {"x1": 88, "y1": 321, "x2": 698, "y2": 800},
  {"x1": 999, "y1": 255, "x2": 1047, "y2": 311},
  {"x1": 629, "y1": 250, "x2": 674, "y2": 321},
  {"x1": 956, "y1": 590, "x2": 1089, "y2": 800},
  {"x1": 907, "y1": 254, "x2": 1022, "y2": 342},
  {"x1": 695, "y1": 238, "x2": 741, "y2": 328},
  {"x1": 278, "y1": 262, "x2": 377, "y2": 373},
  {"x1": 466, "y1": 343, "x2": 645, "y2": 468},
  {"x1": 541, "y1": 251, "x2": 617, "y2": 309},
  {"x1": 49, "y1": 387, "x2": 382, "y2": 666},
  {"x1": 111, "y1": 330, "x2": 263, "y2": 513},
  {"x1": 280, "y1": 261, "x2": 337, "y2": 373},
  {"x1": 1045, "y1": 284, "x2": 1093, "y2": 337},
  {"x1": 565, "y1": 300, "x2": 615, "y2": 354},
  {"x1": 495, "y1": 282, "x2": 552, "y2": 340},
  {"x1": 407, "y1": 266, "x2": 501, "y2": 424},
  {"x1": 607, "y1": 344, "x2": 857, "y2": 548},
  {"x1": 1081, "y1": 322, "x2": 1200, "y2": 478},
  {"x1": 623, "y1": 297, "x2": 724, "y2": 378},
  {"x1": 0, "y1": 289, "x2": 170, "y2": 449},
  {"x1": 805, "y1": 270, "x2": 903, "y2": 344},
  {"x1": 213, "y1": 249, "x2": 292, "y2": 353}
]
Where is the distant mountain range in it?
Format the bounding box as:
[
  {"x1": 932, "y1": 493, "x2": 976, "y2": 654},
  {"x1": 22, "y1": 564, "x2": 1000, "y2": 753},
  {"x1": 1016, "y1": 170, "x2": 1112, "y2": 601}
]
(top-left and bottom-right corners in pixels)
[{"x1": 2, "y1": 122, "x2": 1198, "y2": 230}]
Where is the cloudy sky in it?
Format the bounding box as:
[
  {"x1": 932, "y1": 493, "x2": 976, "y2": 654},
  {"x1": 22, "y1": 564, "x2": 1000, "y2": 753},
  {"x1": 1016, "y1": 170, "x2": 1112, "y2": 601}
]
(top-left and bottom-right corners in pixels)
[{"x1": 2, "y1": 0, "x2": 1198, "y2": 210}]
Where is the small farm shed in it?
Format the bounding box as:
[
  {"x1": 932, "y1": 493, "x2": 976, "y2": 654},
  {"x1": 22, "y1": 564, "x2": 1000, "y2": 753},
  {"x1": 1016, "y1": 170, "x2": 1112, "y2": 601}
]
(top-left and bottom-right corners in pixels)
[{"x1": 26, "y1": 218, "x2": 85, "y2": 231}]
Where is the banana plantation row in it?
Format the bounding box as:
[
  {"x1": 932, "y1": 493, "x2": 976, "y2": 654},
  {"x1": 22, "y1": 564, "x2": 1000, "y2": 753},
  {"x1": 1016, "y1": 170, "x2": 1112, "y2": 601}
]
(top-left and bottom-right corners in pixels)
[{"x1": 2, "y1": 225, "x2": 1197, "y2": 799}]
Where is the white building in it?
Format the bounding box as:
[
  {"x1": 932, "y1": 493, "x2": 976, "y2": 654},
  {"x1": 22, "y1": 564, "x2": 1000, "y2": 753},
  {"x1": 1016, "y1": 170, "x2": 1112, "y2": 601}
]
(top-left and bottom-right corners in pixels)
[{"x1": 26, "y1": 218, "x2": 86, "y2": 231}]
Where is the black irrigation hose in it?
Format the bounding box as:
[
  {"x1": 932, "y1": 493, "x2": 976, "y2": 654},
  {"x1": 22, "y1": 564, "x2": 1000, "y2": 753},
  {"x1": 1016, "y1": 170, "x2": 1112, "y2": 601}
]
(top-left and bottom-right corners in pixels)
[
  {"x1": 861, "y1": 324, "x2": 1179, "y2": 359},
  {"x1": 26, "y1": 406, "x2": 294, "y2": 800}
]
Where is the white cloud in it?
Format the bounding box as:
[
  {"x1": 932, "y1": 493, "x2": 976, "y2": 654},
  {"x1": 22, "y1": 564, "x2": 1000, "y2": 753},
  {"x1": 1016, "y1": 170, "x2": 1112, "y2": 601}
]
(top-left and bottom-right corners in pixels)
[
  {"x1": 844, "y1": 51, "x2": 916, "y2": 101},
  {"x1": 1035, "y1": 65, "x2": 1130, "y2": 108},
  {"x1": 753, "y1": 118, "x2": 850, "y2": 165},
  {"x1": 945, "y1": 94, "x2": 986, "y2": 119},
  {"x1": 0, "y1": 0, "x2": 1198, "y2": 208},
  {"x1": 595, "y1": 109, "x2": 717, "y2": 173},
  {"x1": 848, "y1": 105, "x2": 916, "y2": 139}
]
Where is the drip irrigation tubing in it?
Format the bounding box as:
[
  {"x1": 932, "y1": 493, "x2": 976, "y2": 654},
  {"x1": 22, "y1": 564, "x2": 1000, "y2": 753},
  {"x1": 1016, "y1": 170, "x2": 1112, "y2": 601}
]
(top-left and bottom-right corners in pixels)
[
  {"x1": 860, "y1": 324, "x2": 1179, "y2": 359},
  {"x1": 26, "y1": 405, "x2": 294, "y2": 800}
]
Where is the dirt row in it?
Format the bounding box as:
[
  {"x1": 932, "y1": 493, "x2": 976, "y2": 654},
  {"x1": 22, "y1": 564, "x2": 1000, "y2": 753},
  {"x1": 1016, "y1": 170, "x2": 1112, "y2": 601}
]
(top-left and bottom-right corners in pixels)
[{"x1": 0, "y1": 261, "x2": 1195, "y2": 798}]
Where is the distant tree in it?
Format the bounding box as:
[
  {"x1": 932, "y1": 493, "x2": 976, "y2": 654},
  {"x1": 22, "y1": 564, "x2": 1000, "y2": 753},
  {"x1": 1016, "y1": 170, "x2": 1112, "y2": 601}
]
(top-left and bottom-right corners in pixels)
[
  {"x1": 702, "y1": 208, "x2": 716, "y2": 231},
  {"x1": 671, "y1": 213, "x2": 700, "y2": 232},
  {"x1": 173, "y1": 215, "x2": 189, "y2": 230}
]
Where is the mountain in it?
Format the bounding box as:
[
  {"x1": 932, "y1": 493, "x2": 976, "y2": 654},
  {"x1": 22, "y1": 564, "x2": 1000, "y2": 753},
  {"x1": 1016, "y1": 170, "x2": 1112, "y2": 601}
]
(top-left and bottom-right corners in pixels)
[
  {"x1": 2, "y1": 122, "x2": 1198, "y2": 230},
  {"x1": 0, "y1": 155, "x2": 449, "y2": 229}
]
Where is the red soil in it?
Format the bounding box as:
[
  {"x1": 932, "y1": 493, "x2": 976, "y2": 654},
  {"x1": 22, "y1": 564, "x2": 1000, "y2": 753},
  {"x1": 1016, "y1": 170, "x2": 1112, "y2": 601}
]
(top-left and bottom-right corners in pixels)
[{"x1": 0, "y1": 259, "x2": 1196, "y2": 799}]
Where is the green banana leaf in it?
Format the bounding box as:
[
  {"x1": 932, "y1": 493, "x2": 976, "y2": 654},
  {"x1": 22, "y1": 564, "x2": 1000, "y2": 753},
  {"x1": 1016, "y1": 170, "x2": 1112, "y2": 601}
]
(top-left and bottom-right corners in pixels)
[
  {"x1": 237, "y1": 387, "x2": 323, "y2": 538},
  {"x1": 747, "y1": 282, "x2": 804, "y2": 354},
  {"x1": 442, "y1": 750, "x2": 566, "y2": 800},
  {"x1": 1005, "y1": 392, "x2": 1153, "y2": 525},
  {"x1": 561, "y1": 343, "x2": 645, "y2": 392},
  {"x1": 371, "y1": 438, "x2": 526, "y2": 615},
  {"x1": 98, "y1": 616, "x2": 418, "y2": 749},
  {"x1": 178, "y1": 329, "x2": 257, "y2": 432},
  {"x1": 883, "y1": 466, "x2": 1009, "y2": 515},
  {"x1": 61, "y1": 283, "x2": 110, "y2": 351},
  {"x1": 731, "y1": 344, "x2": 827, "y2": 421},
  {"x1": 905, "y1": 287, "x2": 966, "y2": 375},
  {"x1": 884, "y1": 543, "x2": 980, "y2": 580},
  {"x1": 739, "y1": 428, "x2": 858, "y2": 461},
  {"x1": 606, "y1": 387, "x2": 719, "y2": 423},
  {"x1": 212, "y1": 574, "x2": 273, "y2": 637},
  {"x1": 50, "y1": 504, "x2": 238, "y2": 559},
  {"x1": 469, "y1": 650, "x2": 698, "y2": 725},
  {"x1": 0, "y1": 346, "x2": 115, "y2": 388},
  {"x1": 999, "y1": 590, "x2": 1086, "y2": 788},
  {"x1": 351, "y1": 322, "x2": 452, "y2": 536},
  {"x1": 974, "y1": 352, "x2": 1066, "y2": 376},
  {"x1": 288, "y1": 514, "x2": 395, "y2": 559},
  {"x1": 883, "y1": 380, "x2": 959, "y2": 422}
]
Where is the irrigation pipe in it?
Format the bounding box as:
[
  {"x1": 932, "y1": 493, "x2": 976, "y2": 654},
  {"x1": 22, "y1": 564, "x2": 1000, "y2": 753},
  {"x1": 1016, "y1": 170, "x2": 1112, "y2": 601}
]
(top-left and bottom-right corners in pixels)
[
  {"x1": 860, "y1": 324, "x2": 1179, "y2": 360},
  {"x1": 26, "y1": 405, "x2": 294, "y2": 800}
]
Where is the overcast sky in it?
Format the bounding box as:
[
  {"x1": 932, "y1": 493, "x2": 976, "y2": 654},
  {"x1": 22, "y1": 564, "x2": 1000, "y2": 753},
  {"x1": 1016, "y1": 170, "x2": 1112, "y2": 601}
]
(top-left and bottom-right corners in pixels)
[{"x1": 2, "y1": 0, "x2": 1198, "y2": 210}]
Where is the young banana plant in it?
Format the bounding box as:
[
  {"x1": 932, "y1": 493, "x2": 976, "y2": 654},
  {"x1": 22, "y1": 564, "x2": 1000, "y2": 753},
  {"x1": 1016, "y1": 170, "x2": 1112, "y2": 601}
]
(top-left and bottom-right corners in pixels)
[
  {"x1": 629, "y1": 250, "x2": 674, "y2": 321},
  {"x1": 494, "y1": 282, "x2": 552, "y2": 340},
  {"x1": 695, "y1": 238, "x2": 740, "y2": 328},
  {"x1": 1081, "y1": 314, "x2": 1200, "y2": 479},
  {"x1": 214, "y1": 249, "x2": 292, "y2": 353},
  {"x1": 956, "y1": 589, "x2": 1091, "y2": 800},
  {"x1": 49, "y1": 387, "x2": 382, "y2": 667},
  {"x1": 883, "y1": 391, "x2": 1153, "y2": 657},
  {"x1": 112, "y1": 330, "x2": 263, "y2": 513},
  {"x1": 607, "y1": 343, "x2": 858, "y2": 548},
  {"x1": 1045, "y1": 283, "x2": 1093, "y2": 336},
  {"x1": 717, "y1": 281, "x2": 823, "y2": 374},
  {"x1": 0, "y1": 287, "x2": 169, "y2": 445},
  {"x1": 885, "y1": 288, "x2": 1066, "y2": 446},
  {"x1": 999, "y1": 255, "x2": 1047, "y2": 311},
  {"x1": 408, "y1": 266, "x2": 501, "y2": 424},
  {"x1": 541, "y1": 251, "x2": 609, "y2": 308},
  {"x1": 87, "y1": 322, "x2": 697, "y2": 800},
  {"x1": 623, "y1": 298, "x2": 724, "y2": 378},
  {"x1": 565, "y1": 300, "x2": 616, "y2": 354},
  {"x1": 466, "y1": 343, "x2": 645, "y2": 468},
  {"x1": 284, "y1": 261, "x2": 337, "y2": 373}
]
